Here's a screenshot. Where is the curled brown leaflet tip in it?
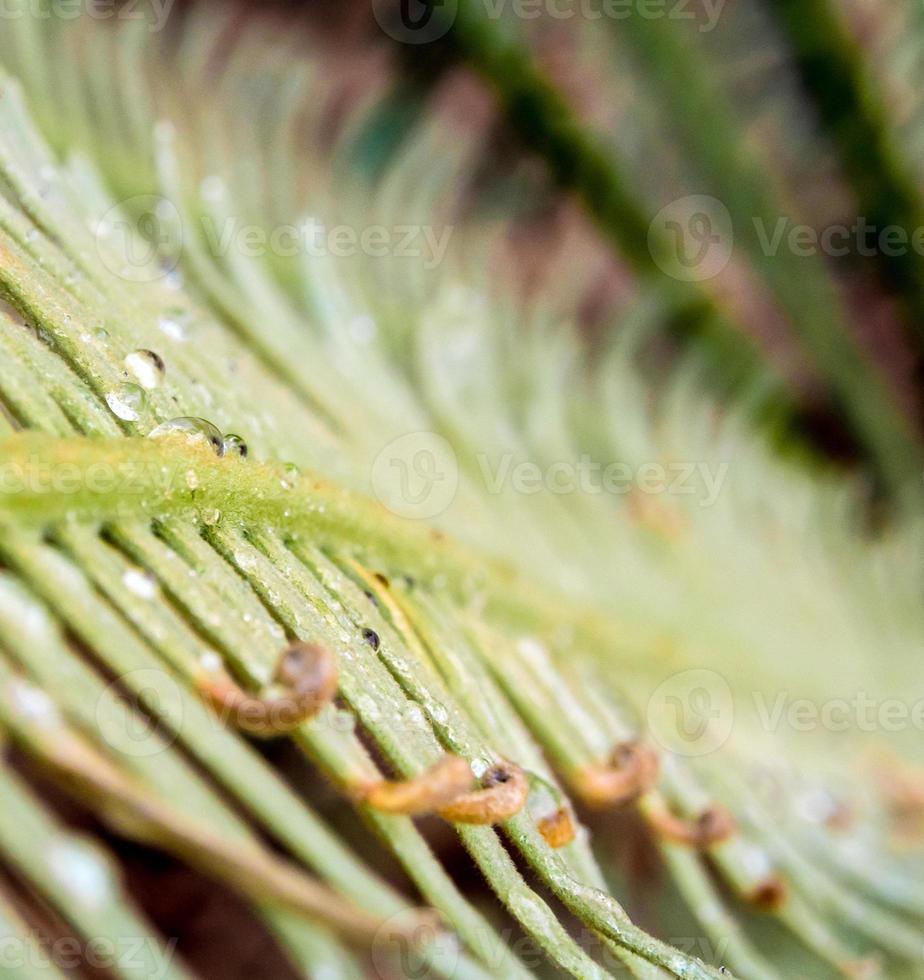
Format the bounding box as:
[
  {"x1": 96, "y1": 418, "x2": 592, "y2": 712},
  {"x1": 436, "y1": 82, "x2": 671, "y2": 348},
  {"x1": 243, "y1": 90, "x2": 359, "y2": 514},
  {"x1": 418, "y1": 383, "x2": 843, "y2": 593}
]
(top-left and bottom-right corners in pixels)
[
  {"x1": 746, "y1": 876, "x2": 788, "y2": 912},
  {"x1": 648, "y1": 803, "x2": 737, "y2": 849},
  {"x1": 358, "y1": 757, "x2": 529, "y2": 824},
  {"x1": 357, "y1": 755, "x2": 476, "y2": 815},
  {"x1": 573, "y1": 740, "x2": 660, "y2": 808},
  {"x1": 197, "y1": 641, "x2": 339, "y2": 738},
  {"x1": 538, "y1": 806, "x2": 577, "y2": 848},
  {"x1": 438, "y1": 761, "x2": 529, "y2": 824}
]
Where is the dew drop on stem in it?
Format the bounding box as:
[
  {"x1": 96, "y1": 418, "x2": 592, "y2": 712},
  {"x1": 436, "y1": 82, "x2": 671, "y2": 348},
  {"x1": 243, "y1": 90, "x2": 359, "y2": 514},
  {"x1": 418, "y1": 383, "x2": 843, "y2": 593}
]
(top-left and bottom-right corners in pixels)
[
  {"x1": 125, "y1": 349, "x2": 166, "y2": 389},
  {"x1": 148, "y1": 417, "x2": 225, "y2": 455},
  {"x1": 223, "y1": 433, "x2": 248, "y2": 458},
  {"x1": 106, "y1": 383, "x2": 146, "y2": 421}
]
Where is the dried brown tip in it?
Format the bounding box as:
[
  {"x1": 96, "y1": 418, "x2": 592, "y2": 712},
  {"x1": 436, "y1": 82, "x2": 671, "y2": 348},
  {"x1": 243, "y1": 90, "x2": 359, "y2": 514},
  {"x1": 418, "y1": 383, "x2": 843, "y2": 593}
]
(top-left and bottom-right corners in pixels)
[
  {"x1": 198, "y1": 642, "x2": 339, "y2": 738},
  {"x1": 357, "y1": 755, "x2": 476, "y2": 815},
  {"x1": 438, "y1": 761, "x2": 530, "y2": 824},
  {"x1": 573, "y1": 740, "x2": 660, "y2": 808},
  {"x1": 647, "y1": 803, "x2": 737, "y2": 849},
  {"x1": 746, "y1": 876, "x2": 788, "y2": 912},
  {"x1": 538, "y1": 807, "x2": 577, "y2": 848}
]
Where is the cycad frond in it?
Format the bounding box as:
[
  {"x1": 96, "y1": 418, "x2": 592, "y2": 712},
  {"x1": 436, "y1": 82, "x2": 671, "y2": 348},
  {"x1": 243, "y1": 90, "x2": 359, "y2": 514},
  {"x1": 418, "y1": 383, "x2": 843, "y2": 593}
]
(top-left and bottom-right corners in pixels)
[{"x1": 0, "y1": 5, "x2": 921, "y2": 979}]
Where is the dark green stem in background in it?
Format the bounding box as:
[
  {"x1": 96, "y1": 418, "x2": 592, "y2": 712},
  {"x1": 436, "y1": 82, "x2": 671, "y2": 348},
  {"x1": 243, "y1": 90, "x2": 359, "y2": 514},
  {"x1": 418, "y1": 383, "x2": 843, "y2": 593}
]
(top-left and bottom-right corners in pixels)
[
  {"x1": 434, "y1": 2, "x2": 783, "y2": 403},
  {"x1": 771, "y1": 0, "x2": 924, "y2": 361},
  {"x1": 436, "y1": 0, "x2": 924, "y2": 500}
]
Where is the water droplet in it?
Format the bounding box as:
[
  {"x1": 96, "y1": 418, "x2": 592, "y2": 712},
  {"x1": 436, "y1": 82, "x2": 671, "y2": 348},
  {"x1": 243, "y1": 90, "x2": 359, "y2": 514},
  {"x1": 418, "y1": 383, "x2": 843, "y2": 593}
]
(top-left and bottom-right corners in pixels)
[
  {"x1": 361, "y1": 628, "x2": 380, "y2": 651},
  {"x1": 406, "y1": 704, "x2": 426, "y2": 728},
  {"x1": 124, "y1": 349, "x2": 165, "y2": 389},
  {"x1": 7, "y1": 680, "x2": 57, "y2": 725},
  {"x1": 163, "y1": 268, "x2": 184, "y2": 291},
  {"x1": 280, "y1": 462, "x2": 300, "y2": 490},
  {"x1": 669, "y1": 955, "x2": 692, "y2": 977},
  {"x1": 201, "y1": 507, "x2": 222, "y2": 526},
  {"x1": 199, "y1": 651, "x2": 223, "y2": 673},
  {"x1": 471, "y1": 757, "x2": 492, "y2": 778},
  {"x1": 48, "y1": 842, "x2": 112, "y2": 911},
  {"x1": 158, "y1": 311, "x2": 189, "y2": 341},
  {"x1": 740, "y1": 843, "x2": 773, "y2": 880},
  {"x1": 222, "y1": 433, "x2": 248, "y2": 458},
  {"x1": 148, "y1": 417, "x2": 224, "y2": 455},
  {"x1": 105, "y1": 383, "x2": 146, "y2": 422},
  {"x1": 185, "y1": 469, "x2": 200, "y2": 491},
  {"x1": 123, "y1": 568, "x2": 157, "y2": 599}
]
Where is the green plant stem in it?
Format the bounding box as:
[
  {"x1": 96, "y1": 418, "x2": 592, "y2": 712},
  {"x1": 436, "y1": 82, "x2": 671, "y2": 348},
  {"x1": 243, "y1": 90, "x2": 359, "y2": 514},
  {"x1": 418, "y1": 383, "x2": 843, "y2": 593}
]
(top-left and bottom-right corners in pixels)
[
  {"x1": 0, "y1": 430, "x2": 651, "y2": 662},
  {"x1": 607, "y1": 10, "x2": 923, "y2": 499},
  {"x1": 771, "y1": 0, "x2": 924, "y2": 351}
]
